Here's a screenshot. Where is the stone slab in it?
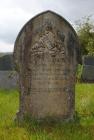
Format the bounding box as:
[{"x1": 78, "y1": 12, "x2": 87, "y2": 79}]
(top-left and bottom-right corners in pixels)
[
  {"x1": 82, "y1": 56, "x2": 94, "y2": 66},
  {"x1": 0, "y1": 71, "x2": 18, "y2": 89},
  {"x1": 82, "y1": 65, "x2": 94, "y2": 81},
  {"x1": 14, "y1": 11, "x2": 80, "y2": 121}
]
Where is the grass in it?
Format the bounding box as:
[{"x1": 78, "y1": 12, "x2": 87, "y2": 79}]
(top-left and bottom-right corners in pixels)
[
  {"x1": 76, "y1": 83, "x2": 94, "y2": 125},
  {"x1": 0, "y1": 84, "x2": 94, "y2": 140}
]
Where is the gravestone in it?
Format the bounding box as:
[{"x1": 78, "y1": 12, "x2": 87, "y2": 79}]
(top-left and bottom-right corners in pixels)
[
  {"x1": 0, "y1": 54, "x2": 14, "y2": 70},
  {"x1": 14, "y1": 11, "x2": 80, "y2": 121},
  {"x1": 0, "y1": 53, "x2": 18, "y2": 89},
  {"x1": 82, "y1": 56, "x2": 94, "y2": 82},
  {"x1": 0, "y1": 71, "x2": 17, "y2": 89}
]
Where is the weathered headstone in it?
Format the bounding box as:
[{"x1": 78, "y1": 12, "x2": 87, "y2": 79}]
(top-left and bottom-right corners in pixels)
[
  {"x1": 82, "y1": 56, "x2": 94, "y2": 82},
  {"x1": 14, "y1": 11, "x2": 80, "y2": 121}
]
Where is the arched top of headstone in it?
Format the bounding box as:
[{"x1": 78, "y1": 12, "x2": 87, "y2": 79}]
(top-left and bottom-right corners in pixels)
[
  {"x1": 15, "y1": 10, "x2": 78, "y2": 44},
  {"x1": 14, "y1": 10, "x2": 81, "y2": 66}
]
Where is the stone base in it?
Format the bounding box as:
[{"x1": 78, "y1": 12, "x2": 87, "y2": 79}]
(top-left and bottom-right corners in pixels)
[{"x1": 15, "y1": 111, "x2": 75, "y2": 124}]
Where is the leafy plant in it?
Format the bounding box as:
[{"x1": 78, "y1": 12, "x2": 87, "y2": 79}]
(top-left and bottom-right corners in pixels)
[{"x1": 75, "y1": 16, "x2": 94, "y2": 56}]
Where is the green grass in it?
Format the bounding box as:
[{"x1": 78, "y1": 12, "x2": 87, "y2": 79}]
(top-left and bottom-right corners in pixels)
[
  {"x1": 0, "y1": 84, "x2": 94, "y2": 140},
  {"x1": 76, "y1": 83, "x2": 94, "y2": 125}
]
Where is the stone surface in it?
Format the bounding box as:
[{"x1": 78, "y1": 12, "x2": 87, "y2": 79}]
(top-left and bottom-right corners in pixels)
[
  {"x1": 82, "y1": 65, "x2": 94, "y2": 81},
  {"x1": 82, "y1": 56, "x2": 94, "y2": 82},
  {"x1": 14, "y1": 11, "x2": 80, "y2": 121},
  {"x1": 0, "y1": 54, "x2": 14, "y2": 70},
  {"x1": 0, "y1": 54, "x2": 17, "y2": 89},
  {"x1": 82, "y1": 56, "x2": 94, "y2": 66},
  {"x1": 0, "y1": 71, "x2": 18, "y2": 89}
]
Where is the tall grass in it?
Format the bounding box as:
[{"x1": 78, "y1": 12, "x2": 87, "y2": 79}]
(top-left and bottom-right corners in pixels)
[{"x1": 0, "y1": 84, "x2": 94, "y2": 140}]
